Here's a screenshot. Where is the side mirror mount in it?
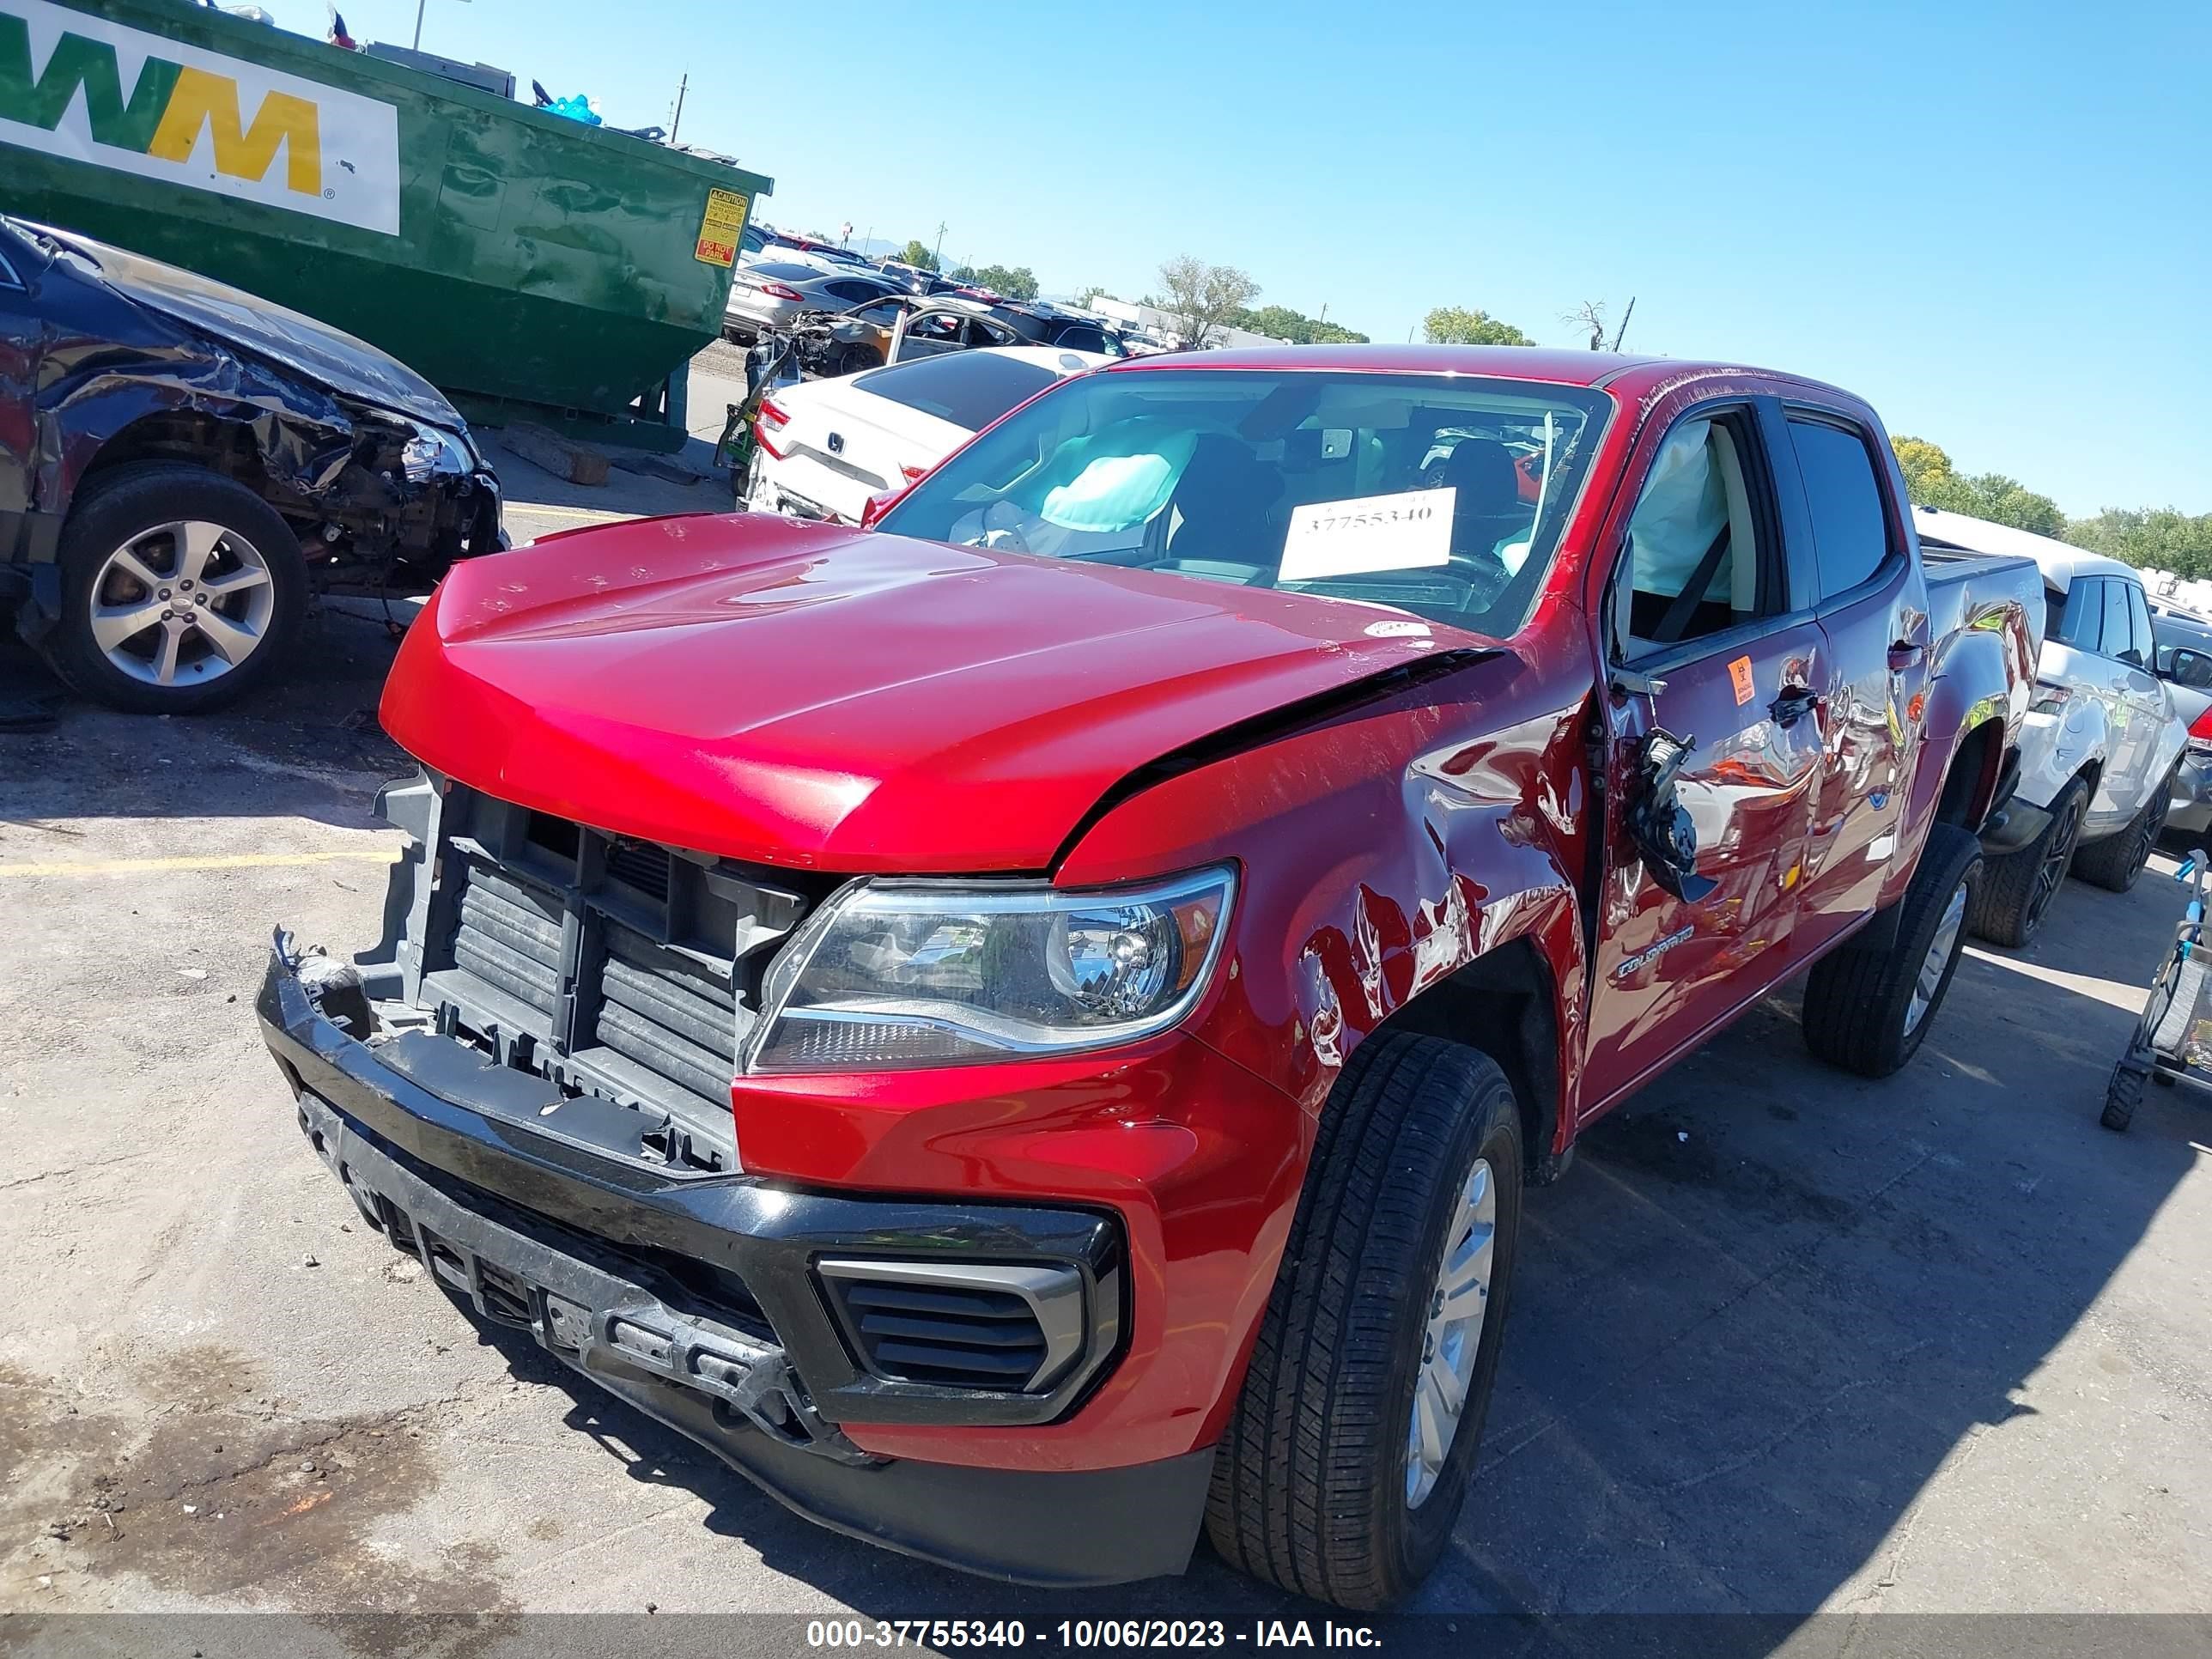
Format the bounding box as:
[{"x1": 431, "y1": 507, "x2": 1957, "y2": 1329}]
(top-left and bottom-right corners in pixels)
[{"x1": 1626, "y1": 726, "x2": 1717, "y2": 903}]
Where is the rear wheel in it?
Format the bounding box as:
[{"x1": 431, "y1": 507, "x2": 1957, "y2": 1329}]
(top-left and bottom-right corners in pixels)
[
  {"x1": 1205, "y1": 1029, "x2": 1522, "y2": 1608},
  {"x1": 1967, "y1": 778, "x2": 2087, "y2": 947},
  {"x1": 1802, "y1": 823, "x2": 1981, "y2": 1078},
  {"x1": 44, "y1": 463, "x2": 307, "y2": 714},
  {"x1": 2073, "y1": 775, "x2": 2172, "y2": 893}
]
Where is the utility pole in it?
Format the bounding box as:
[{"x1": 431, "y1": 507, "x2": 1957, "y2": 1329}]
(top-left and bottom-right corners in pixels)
[
  {"x1": 1609, "y1": 296, "x2": 1637, "y2": 353},
  {"x1": 411, "y1": 0, "x2": 470, "y2": 54},
  {"x1": 668, "y1": 73, "x2": 688, "y2": 143},
  {"x1": 933, "y1": 222, "x2": 948, "y2": 267}
]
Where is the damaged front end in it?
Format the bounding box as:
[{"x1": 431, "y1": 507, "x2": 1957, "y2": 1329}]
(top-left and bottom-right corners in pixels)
[
  {"x1": 5, "y1": 218, "x2": 500, "y2": 641},
  {"x1": 252, "y1": 768, "x2": 1178, "y2": 1586}
]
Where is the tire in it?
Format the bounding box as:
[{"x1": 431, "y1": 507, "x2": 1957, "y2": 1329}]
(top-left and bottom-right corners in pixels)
[
  {"x1": 44, "y1": 462, "x2": 307, "y2": 714},
  {"x1": 1205, "y1": 1028, "x2": 1522, "y2": 1608},
  {"x1": 2072, "y1": 774, "x2": 2172, "y2": 893},
  {"x1": 1966, "y1": 778, "x2": 2087, "y2": 947},
  {"x1": 1802, "y1": 823, "x2": 1981, "y2": 1079},
  {"x1": 835, "y1": 343, "x2": 878, "y2": 377},
  {"x1": 2100, "y1": 1063, "x2": 2142, "y2": 1132}
]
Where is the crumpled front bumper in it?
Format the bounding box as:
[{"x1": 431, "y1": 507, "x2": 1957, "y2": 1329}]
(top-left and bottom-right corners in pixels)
[{"x1": 255, "y1": 948, "x2": 1209, "y2": 1587}]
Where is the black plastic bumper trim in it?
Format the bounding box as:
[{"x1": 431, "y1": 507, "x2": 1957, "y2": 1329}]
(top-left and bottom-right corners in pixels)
[
  {"x1": 257, "y1": 947, "x2": 1123, "y2": 1430},
  {"x1": 289, "y1": 1090, "x2": 1204, "y2": 1586}
]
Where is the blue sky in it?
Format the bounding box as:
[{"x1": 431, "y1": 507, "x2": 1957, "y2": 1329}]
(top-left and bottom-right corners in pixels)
[{"x1": 316, "y1": 0, "x2": 2209, "y2": 515}]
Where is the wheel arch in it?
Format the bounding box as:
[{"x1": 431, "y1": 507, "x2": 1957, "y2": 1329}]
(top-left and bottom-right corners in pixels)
[{"x1": 1375, "y1": 936, "x2": 1566, "y2": 1183}]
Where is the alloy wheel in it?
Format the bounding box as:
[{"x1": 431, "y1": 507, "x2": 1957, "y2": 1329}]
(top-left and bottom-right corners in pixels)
[
  {"x1": 2027, "y1": 793, "x2": 2086, "y2": 933},
  {"x1": 88, "y1": 520, "x2": 275, "y2": 689},
  {"x1": 1405, "y1": 1157, "x2": 1495, "y2": 1509},
  {"x1": 1905, "y1": 878, "x2": 1968, "y2": 1036}
]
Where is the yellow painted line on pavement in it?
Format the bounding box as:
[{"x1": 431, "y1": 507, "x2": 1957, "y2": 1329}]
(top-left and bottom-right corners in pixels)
[
  {"x1": 0, "y1": 849, "x2": 400, "y2": 878},
  {"x1": 507, "y1": 503, "x2": 635, "y2": 523}
]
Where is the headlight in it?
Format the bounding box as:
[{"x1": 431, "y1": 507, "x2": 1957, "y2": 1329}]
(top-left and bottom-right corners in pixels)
[
  {"x1": 400, "y1": 422, "x2": 471, "y2": 483},
  {"x1": 745, "y1": 866, "x2": 1236, "y2": 1073}
]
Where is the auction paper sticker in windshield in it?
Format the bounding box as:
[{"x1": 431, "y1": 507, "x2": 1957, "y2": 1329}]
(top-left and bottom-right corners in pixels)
[{"x1": 1279, "y1": 488, "x2": 1455, "y2": 583}]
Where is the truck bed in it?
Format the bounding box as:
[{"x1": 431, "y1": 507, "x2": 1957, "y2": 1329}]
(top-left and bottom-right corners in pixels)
[{"x1": 1923, "y1": 545, "x2": 2046, "y2": 657}]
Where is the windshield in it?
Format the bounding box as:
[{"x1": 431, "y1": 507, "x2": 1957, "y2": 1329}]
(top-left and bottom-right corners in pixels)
[{"x1": 876, "y1": 368, "x2": 1610, "y2": 635}]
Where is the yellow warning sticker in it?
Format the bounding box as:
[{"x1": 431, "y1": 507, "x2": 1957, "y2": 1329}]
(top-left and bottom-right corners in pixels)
[
  {"x1": 694, "y1": 187, "x2": 748, "y2": 267},
  {"x1": 1729, "y1": 654, "x2": 1755, "y2": 705}
]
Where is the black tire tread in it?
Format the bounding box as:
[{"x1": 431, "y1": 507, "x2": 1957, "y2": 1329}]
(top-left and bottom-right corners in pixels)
[
  {"x1": 1205, "y1": 1028, "x2": 1517, "y2": 1607},
  {"x1": 2072, "y1": 775, "x2": 2172, "y2": 894},
  {"x1": 2101, "y1": 1064, "x2": 2142, "y2": 1132},
  {"x1": 1802, "y1": 823, "x2": 1981, "y2": 1079},
  {"x1": 1966, "y1": 779, "x2": 2086, "y2": 947}
]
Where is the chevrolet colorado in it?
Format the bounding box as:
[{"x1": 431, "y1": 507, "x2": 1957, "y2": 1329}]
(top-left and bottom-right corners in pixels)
[{"x1": 258, "y1": 346, "x2": 2039, "y2": 1607}]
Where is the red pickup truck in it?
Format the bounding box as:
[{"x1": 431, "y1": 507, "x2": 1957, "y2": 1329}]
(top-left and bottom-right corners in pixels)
[{"x1": 258, "y1": 346, "x2": 2039, "y2": 1607}]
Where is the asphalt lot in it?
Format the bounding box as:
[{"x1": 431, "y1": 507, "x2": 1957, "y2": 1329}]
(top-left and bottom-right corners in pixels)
[{"x1": 2, "y1": 396, "x2": 2209, "y2": 1638}]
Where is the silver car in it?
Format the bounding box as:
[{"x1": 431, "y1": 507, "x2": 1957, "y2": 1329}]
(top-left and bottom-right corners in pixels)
[{"x1": 724, "y1": 263, "x2": 902, "y2": 342}]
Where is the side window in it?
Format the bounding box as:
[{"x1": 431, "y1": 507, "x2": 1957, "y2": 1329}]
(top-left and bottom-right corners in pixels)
[
  {"x1": 2103, "y1": 580, "x2": 2139, "y2": 665},
  {"x1": 2052, "y1": 580, "x2": 2106, "y2": 653},
  {"x1": 1787, "y1": 416, "x2": 1892, "y2": 599},
  {"x1": 2124, "y1": 583, "x2": 2154, "y2": 669},
  {"x1": 823, "y1": 280, "x2": 880, "y2": 304},
  {"x1": 1614, "y1": 410, "x2": 1776, "y2": 656}
]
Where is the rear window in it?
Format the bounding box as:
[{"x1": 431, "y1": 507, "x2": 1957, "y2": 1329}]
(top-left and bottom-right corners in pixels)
[
  {"x1": 1787, "y1": 416, "x2": 1892, "y2": 598},
  {"x1": 852, "y1": 353, "x2": 1058, "y2": 432}
]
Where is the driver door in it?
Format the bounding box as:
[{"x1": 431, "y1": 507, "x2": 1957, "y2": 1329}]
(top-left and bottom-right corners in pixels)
[{"x1": 1581, "y1": 402, "x2": 1827, "y2": 1115}]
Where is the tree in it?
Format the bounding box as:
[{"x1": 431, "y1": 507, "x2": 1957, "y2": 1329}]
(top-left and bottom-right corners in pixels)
[
  {"x1": 1565, "y1": 301, "x2": 1607, "y2": 350},
  {"x1": 892, "y1": 240, "x2": 939, "y2": 272},
  {"x1": 1233, "y1": 303, "x2": 1370, "y2": 345},
  {"x1": 2066, "y1": 508, "x2": 2212, "y2": 581},
  {"x1": 947, "y1": 263, "x2": 1040, "y2": 301},
  {"x1": 1423, "y1": 306, "x2": 1533, "y2": 347},
  {"x1": 1156, "y1": 255, "x2": 1260, "y2": 349},
  {"x1": 1076, "y1": 285, "x2": 1109, "y2": 309},
  {"x1": 1887, "y1": 435, "x2": 2065, "y2": 538}
]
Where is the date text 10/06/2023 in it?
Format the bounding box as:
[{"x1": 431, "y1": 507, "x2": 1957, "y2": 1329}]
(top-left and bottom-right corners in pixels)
[{"x1": 803, "y1": 1620, "x2": 1385, "y2": 1650}]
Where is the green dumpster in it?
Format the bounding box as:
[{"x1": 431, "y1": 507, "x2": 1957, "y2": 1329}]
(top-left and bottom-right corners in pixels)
[{"x1": 0, "y1": 0, "x2": 772, "y2": 451}]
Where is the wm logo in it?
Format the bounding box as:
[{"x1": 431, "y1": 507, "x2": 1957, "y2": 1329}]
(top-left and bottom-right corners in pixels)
[{"x1": 0, "y1": 13, "x2": 321, "y2": 194}]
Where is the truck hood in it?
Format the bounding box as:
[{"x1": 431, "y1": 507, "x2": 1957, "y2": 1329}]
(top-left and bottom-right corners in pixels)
[{"x1": 382, "y1": 514, "x2": 1477, "y2": 873}]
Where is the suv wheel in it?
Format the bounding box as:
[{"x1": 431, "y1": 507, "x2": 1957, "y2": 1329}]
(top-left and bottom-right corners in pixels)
[
  {"x1": 1801, "y1": 823, "x2": 1981, "y2": 1078},
  {"x1": 2072, "y1": 774, "x2": 2172, "y2": 893},
  {"x1": 1967, "y1": 777, "x2": 2087, "y2": 947},
  {"x1": 45, "y1": 463, "x2": 307, "y2": 714},
  {"x1": 1206, "y1": 1029, "x2": 1522, "y2": 1608}
]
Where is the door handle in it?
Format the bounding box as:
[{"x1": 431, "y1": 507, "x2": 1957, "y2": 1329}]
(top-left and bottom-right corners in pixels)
[
  {"x1": 1770, "y1": 686, "x2": 1820, "y2": 728},
  {"x1": 1888, "y1": 641, "x2": 1924, "y2": 672}
]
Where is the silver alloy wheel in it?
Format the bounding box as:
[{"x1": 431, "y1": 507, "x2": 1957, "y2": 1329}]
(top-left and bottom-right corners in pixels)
[
  {"x1": 1905, "y1": 878, "x2": 1969, "y2": 1036},
  {"x1": 1405, "y1": 1156, "x2": 1495, "y2": 1509},
  {"x1": 88, "y1": 520, "x2": 275, "y2": 689}
]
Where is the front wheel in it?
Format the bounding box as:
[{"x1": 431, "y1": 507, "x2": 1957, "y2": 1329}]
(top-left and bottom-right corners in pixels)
[
  {"x1": 1801, "y1": 823, "x2": 1981, "y2": 1078},
  {"x1": 1206, "y1": 1029, "x2": 1522, "y2": 1608},
  {"x1": 1967, "y1": 778, "x2": 2087, "y2": 947},
  {"x1": 44, "y1": 462, "x2": 307, "y2": 714}
]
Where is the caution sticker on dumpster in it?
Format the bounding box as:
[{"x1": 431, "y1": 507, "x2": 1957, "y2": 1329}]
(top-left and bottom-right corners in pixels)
[{"x1": 695, "y1": 188, "x2": 748, "y2": 266}]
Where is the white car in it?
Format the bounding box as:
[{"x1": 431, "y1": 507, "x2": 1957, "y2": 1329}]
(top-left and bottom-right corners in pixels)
[
  {"x1": 1916, "y1": 507, "x2": 2187, "y2": 943},
  {"x1": 746, "y1": 345, "x2": 1108, "y2": 526}
]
